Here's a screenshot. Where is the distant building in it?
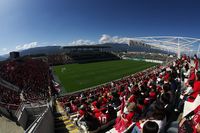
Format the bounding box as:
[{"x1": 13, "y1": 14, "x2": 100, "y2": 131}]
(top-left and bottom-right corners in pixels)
[
  {"x1": 62, "y1": 45, "x2": 111, "y2": 53},
  {"x1": 129, "y1": 40, "x2": 149, "y2": 47},
  {"x1": 10, "y1": 51, "x2": 20, "y2": 59}
]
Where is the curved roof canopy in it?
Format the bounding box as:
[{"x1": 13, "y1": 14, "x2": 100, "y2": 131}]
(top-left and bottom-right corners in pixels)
[{"x1": 129, "y1": 36, "x2": 200, "y2": 58}]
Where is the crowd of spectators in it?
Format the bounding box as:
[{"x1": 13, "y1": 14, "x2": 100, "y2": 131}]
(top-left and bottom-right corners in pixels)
[
  {"x1": 122, "y1": 52, "x2": 176, "y2": 62},
  {"x1": 47, "y1": 52, "x2": 119, "y2": 65},
  {"x1": 58, "y1": 54, "x2": 200, "y2": 133},
  {"x1": 68, "y1": 51, "x2": 119, "y2": 62},
  {"x1": 58, "y1": 64, "x2": 160, "y2": 132},
  {"x1": 0, "y1": 51, "x2": 135, "y2": 110},
  {"x1": 0, "y1": 85, "x2": 20, "y2": 110},
  {"x1": 0, "y1": 58, "x2": 54, "y2": 109},
  {"x1": 48, "y1": 54, "x2": 71, "y2": 65},
  {"x1": 0, "y1": 53, "x2": 199, "y2": 132}
]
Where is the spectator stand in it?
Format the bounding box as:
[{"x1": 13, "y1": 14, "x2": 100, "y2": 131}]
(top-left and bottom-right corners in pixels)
[
  {"x1": 55, "y1": 57, "x2": 199, "y2": 132},
  {"x1": 56, "y1": 60, "x2": 173, "y2": 132}
]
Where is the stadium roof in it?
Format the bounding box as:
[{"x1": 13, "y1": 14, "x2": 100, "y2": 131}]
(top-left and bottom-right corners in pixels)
[{"x1": 128, "y1": 36, "x2": 200, "y2": 58}]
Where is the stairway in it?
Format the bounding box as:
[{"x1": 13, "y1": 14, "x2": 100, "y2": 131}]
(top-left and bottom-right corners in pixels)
[{"x1": 54, "y1": 101, "x2": 80, "y2": 133}]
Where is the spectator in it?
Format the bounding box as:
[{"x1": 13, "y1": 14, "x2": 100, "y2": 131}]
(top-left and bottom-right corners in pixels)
[
  {"x1": 179, "y1": 105, "x2": 200, "y2": 133},
  {"x1": 77, "y1": 112, "x2": 100, "y2": 131},
  {"x1": 142, "y1": 121, "x2": 159, "y2": 133},
  {"x1": 194, "y1": 54, "x2": 199, "y2": 71},
  {"x1": 188, "y1": 71, "x2": 200, "y2": 102},
  {"x1": 114, "y1": 102, "x2": 136, "y2": 132}
]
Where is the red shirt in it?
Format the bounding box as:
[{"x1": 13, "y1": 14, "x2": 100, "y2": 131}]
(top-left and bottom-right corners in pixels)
[
  {"x1": 194, "y1": 59, "x2": 199, "y2": 70},
  {"x1": 125, "y1": 112, "x2": 134, "y2": 127},
  {"x1": 137, "y1": 104, "x2": 144, "y2": 113},
  {"x1": 98, "y1": 113, "x2": 110, "y2": 125},
  {"x1": 102, "y1": 97, "x2": 108, "y2": 105},
  {"x1": 164, "y1": 73, "x2": 170, "y2": 82},
  {"x1": 71, "y1": 104, "x2": 78, "y2": 112},
  {"x1": 120, "y1": 97, "x2": 125, "y2": 113},
  {"x1": 189, "y1": 81, "x2": 200, "y2": 102},
  {"x1": 93, "y1": 108, "x2": 102, "y2": 118},
  {"x1": 192, "y1": 105, "x2": 200, "y2": 133},
  {"x1": 189, "y1": 71, "x2": 196, "y2": 81},
  {"x1": 128, "y1": 95, "x2": 135, "y2": 103},
  {"x1": 149, "y1": 91, "x2": 156, "y2": 99},
  {"x1": 193, "y1": 105, "x2": 200, "y2": 125},
  {"x1": 92, "y1": 101, "x2": 97, "y2": 107},
  {"x1": 79, "y1": 109, "x2": 85, "y2": 117}
]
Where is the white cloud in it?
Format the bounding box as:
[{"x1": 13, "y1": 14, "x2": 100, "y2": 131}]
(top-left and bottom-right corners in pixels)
[
  {"x1": 2, "y1": 48, "x2": 7, "y2": 52},
  {"x1": 99, "y1": 34, "x2": 131, "y2": 44},
  {"x1": 68, "y1": 39, "x2": 96, "y2": 46},
  {"x1": 99, "y1": 34, "x2": 112, "y2": 43},
  {"x1": 0, "y1": 48, "x2": 9, "y2": 55},
  {"x1": 16, "y1": 42, "x2": 38, "y2": 50}
]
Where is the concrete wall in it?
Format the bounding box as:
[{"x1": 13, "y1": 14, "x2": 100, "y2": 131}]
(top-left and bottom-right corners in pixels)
[
  {"x1": 18, "y1": 108, "x2": 28, "y2": 129},
  {"x1": 0, "y1": 116, "x2": 24, "y2": 133},
  {"x1": 0, "y1": 105, "x2": 17, "y2": 120},
  {"x1": 32, "y1": 108, "x2": 54, "y2": 133},
  {"x1": 0, "y1": 106, "x2": 10, "y2": 117}
]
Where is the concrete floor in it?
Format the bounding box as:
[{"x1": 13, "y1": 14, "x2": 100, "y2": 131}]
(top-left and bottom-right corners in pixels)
[{"x1": 0, "y1": 116, "x2": 24, "y2": 133}]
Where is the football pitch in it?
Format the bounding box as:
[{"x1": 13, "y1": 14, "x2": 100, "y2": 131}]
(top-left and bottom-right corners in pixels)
[{"x1": 53, "y1": 60, "x2": 157, "y2": 93}]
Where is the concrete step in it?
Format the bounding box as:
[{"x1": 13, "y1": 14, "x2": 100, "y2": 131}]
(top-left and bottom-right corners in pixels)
[
  {"x1": 54, "y1": 112, "x2": 64, "y2": 117},
  {"x1": 55, "y1": 120, "x2": 72, "y2": 127},
  {"x1": 55, "y1": 116, "x2": 68, "y2": 121},
  {"x1": 55, "y1": 127, "x2": 69, "y2": 133},
  {"x1": 54, "y1": 100, "x2": 80, "y2": 133}
]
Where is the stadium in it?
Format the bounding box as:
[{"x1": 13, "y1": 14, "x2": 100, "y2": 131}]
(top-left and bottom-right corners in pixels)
[
  {"x1": 1, "y1": 0, "x2": 200, "y2": 132},
  {"x1": 0, "y1": 36, "x2": 200, "y2": 133}
]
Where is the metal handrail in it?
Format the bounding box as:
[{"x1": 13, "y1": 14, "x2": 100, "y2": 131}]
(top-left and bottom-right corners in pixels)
[
  {"x1": 15, "y1": 102, "x2": 27, "y2": 121},
  {"x1": 25, "y1": 108, "x2": 48, "y2": 133},
  {"x1": 0, "y1": 77, "x2": 20, "y2": 92}
]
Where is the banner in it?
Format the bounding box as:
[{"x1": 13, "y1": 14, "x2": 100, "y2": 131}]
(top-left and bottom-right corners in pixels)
[{"x1": 183, "y1": 94, "x2": 200, "y2": 118}]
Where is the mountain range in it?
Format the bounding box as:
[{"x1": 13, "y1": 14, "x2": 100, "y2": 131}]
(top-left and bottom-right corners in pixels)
[
  {"x1": 1, "y1": 43, "x2": 171, "y2": 59},
  {"x1": 0, "y1": 56, "x2": 6, "y2": 61}
]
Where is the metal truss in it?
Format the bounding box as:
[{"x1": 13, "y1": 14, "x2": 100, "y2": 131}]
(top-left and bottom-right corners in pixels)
[{"x1": 128, "y1": 36, "x2": 200, "y2": 58}]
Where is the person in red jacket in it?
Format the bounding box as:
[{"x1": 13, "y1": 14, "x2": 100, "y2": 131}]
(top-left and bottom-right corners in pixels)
[
  {"x1": 179, "y1": 105, "x2": 200, "y2": 133},
  {"x1": 194, "y1": 54, "x2": 199, "y2": 71},
  {"x1": 188, "y1": 71, "x2": 200, "y2": 102},
  {"x1": 188, "y1": 67, "x2": 196, "y2": 83},
  {"x1": 114, "y1": 102, "x2": 136, "y2": 133}
]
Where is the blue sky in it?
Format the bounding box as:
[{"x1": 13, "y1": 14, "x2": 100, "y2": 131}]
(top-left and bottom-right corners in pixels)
[{"x1": 0, "y1": 0, "x2": 200, "y2": 55}]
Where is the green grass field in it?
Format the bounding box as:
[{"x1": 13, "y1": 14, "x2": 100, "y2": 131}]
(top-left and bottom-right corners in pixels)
[{"x1": 53, "y1": 60, "x2": 156, "y2": 93}]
